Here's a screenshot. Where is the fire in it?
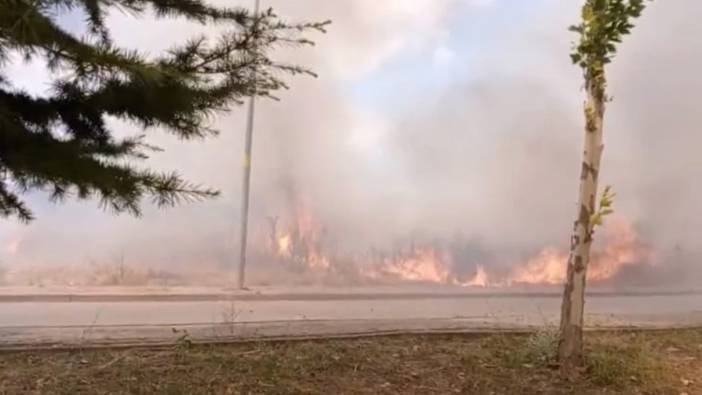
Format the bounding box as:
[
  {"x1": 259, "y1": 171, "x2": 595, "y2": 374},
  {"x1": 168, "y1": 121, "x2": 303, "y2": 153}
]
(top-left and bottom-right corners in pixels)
[
  {"x1": 263, "y1": 196, "x2": 651, "y2": 287},
  {"x1": 507, "y1": 248, "x2": 568, "y2": 286},
  {"x1": 277, "y1": 234, "x2": 292, "y2": 257},
  {"x1": 380, "y1": 247, "x2": 452, "y2": 283},
  {"x1": 588, "y1": 218, "x2": 653, "y2": 281},
  {"x1": 269, "y1": 200, "x2": 332, "y2": 271},
  {"x1": 462, "y1": 265, "x2": 489, "y2": 287},
  {"x1": 505, "y1": 217, "x2": 652, "y2": 286},
  {"x1": 369, "y1": 217, "x2": 651, "y2": 287},
  {"x1": 307, "y1": 251, "x2": 331, "y2": 270}
]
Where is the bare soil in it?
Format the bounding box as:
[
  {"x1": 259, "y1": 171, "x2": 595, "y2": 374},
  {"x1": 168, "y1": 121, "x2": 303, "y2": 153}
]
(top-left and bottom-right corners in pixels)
[{"x1": 1, "y1": 329, "x2": 700, "y2": 394}]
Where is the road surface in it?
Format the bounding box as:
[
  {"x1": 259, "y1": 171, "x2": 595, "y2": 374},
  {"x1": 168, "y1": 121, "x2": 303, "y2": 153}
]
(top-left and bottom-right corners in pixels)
[{"x1": 1, "y1": 286, "x2": 701, "y2": 349}]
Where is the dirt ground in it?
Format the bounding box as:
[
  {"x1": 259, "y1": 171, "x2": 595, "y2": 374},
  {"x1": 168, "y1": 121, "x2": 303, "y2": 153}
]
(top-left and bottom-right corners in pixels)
[{"x1": 0, "y1": 329, "x2": 700, "y2": 395}]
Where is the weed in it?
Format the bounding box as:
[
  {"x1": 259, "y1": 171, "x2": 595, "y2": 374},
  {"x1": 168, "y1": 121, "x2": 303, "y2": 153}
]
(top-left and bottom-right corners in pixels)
[
  {"x1": 173, "y1": 328, "x2": 193, "y2": 354},
  {"x1": 585, "y1": 338, "x2": 661, "y2": 387},
  {"x1": 496, "y1": 328, "x2": 559, "y2": 368}
]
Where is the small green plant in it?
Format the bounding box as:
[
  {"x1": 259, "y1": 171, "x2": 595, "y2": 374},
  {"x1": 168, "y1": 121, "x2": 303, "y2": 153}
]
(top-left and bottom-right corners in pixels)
[
  {"x1": 524, "y1": 329, "x2": 559, "y2": 366},
  {"x1": 497, "y1": 329, "x2": 559, "y2": 368},
  {"x1": 172, "y1": 328, "x2": 193, "y2": 353}
]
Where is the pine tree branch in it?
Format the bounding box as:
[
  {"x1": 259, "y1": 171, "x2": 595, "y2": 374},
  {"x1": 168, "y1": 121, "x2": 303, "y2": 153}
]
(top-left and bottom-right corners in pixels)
[
  {"x1": 108, "y1": 0, "x2": 249, "y2": 23},
  {"x1": 0, "y1": 0, "x2": 328, "y2": 222},
  {"x1": 0, "y1": 179, "x2": 34, "y2": 222},
  {"x1": 1, "y1": 128, "x2": 218, "y2": 218}
]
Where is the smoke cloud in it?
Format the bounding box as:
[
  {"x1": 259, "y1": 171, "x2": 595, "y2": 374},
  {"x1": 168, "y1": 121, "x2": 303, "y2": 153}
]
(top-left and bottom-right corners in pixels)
[{"x1": 2, "y1": 1, "x2": 701, "y2": 288}]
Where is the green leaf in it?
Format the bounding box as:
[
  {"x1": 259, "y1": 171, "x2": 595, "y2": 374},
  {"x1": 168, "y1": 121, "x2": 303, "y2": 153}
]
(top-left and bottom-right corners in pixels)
[{"x1": 590, "y1": 185, "x2": 617, "y2": 233}]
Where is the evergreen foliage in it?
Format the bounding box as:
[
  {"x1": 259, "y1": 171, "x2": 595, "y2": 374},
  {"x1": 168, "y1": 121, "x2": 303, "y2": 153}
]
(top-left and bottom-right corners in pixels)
[{"x1": 0, "y1": 0, "x2": 328, "y2": 221}]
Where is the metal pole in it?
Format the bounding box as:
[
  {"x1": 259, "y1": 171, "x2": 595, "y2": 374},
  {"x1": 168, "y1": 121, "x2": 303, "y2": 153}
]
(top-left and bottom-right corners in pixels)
[{"x1": 238, "y1": 0, "x2": 261, "y2": 290}]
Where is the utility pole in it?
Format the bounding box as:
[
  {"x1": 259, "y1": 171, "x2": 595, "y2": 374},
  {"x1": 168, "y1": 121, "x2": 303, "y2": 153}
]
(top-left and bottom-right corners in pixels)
[{"x1": 237, "y1": 0, "x2": 261, "y2": 290}]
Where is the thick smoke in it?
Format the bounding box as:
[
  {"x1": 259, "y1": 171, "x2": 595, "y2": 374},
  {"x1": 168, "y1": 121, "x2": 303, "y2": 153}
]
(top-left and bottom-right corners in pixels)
[{"x1": 2, "y1": 1, "x2": 701, "y2": 288}]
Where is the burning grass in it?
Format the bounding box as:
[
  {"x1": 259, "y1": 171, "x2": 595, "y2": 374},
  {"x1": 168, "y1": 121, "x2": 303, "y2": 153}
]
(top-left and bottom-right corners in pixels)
[
  {"x1": 0, "y1": 214, "x2": 655, "y2": 289},
  {"x1": 0, "y1": 329, "x2": 700, "y2": 394},
  {"x1": 262, "y1": 211, "x2": 655, "y2": 288}
]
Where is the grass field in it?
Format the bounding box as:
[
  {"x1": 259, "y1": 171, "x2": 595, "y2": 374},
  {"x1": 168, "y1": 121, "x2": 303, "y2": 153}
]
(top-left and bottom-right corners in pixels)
[{"x1": 1, "y1": 329, "x2": 700, "y2": 394}]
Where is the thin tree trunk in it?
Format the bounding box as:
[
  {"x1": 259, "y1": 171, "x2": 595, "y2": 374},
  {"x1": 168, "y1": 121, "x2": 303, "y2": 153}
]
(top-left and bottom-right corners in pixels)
[{"x1": 558, "y1": 80, "x2": 605, "y2": 373}]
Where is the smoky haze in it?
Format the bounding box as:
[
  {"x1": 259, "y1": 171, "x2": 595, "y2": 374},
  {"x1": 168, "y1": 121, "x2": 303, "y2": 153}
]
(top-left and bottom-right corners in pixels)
[{"x1": 2, "y1": 1, "x2": 701, "y2": 288}]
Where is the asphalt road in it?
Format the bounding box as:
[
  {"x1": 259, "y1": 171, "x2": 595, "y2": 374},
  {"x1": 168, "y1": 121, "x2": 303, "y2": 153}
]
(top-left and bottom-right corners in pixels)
[{"x1": 1, "y1": 288, "x2": 701, "y2": 349}]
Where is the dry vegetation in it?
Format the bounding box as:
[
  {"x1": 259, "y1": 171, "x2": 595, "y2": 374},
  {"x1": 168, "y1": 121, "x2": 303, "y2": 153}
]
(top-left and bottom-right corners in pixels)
[
  {"x1": 0, "y1": 259, "x2": 380, "y2": 288},
  {"x1": 1, "y1": 262, "x2": 230, "y2": 288},
  {"x1": 1, "y1": 329, "x2": 700, "y2": 394}
]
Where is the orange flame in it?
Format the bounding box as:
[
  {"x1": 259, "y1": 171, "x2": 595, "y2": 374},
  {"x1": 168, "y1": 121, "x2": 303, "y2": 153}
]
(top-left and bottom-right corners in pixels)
[
  {"x1": 380, "y1": 248, "x2": 452, "y2": 283},
  {"x1": 307, "y1": 251, "x2": 332, "y2": 270},
  {"x1": 271, "y1": 201, "x2": 331, "y2": 271},
  {"x1": 505, "y1": 217, "x2": 652, "y2": 286},
  {"x1": 265, "y1": 201, "x2": 651, "y2": 287},
  {"x1": 462, "y1": 265, "x2": 489, "y2": 287},
  {"x1": 589, "y1": 218, "x2": 653, "y2": 281},
  {"x1": 373, "y1": 217, "x2": 651, "y2": 287},
  {"x1": 277, "y1": 234, "x2": 292, "y2": 257},
  {"x1": 507, "y1": 248, "x2": 568, "y2": 286}
]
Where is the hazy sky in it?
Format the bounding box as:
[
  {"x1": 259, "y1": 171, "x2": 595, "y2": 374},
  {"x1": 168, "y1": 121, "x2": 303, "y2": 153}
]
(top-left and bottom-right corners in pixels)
[{"x1": 2, "y1": 1, "x2": 702, "y2": 282}]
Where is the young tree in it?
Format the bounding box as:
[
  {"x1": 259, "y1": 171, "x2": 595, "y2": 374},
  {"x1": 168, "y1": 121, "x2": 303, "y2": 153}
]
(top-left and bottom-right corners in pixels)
[
  {"x1": 0, "y1": 0, "x2": 327, "y2": 222},
  {"x1": 558, "y1": 0, "x2": 648, "y2": 372}
]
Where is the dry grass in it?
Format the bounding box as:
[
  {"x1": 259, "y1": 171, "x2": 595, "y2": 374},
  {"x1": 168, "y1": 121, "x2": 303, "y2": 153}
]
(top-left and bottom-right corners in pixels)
[{"x1": 0, "y1": 329, "x2": 700, "y2": 394}]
